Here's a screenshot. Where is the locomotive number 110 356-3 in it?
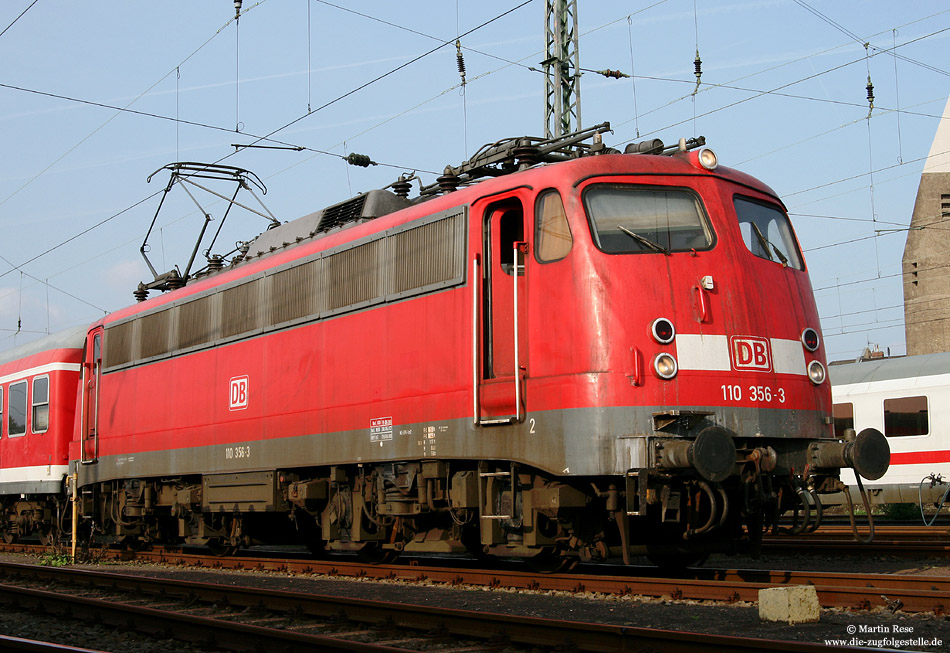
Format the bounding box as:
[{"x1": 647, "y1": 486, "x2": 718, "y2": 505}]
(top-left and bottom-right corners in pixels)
[{"x1": 721, "y1": 384, "x2": 786, "y2": 403}]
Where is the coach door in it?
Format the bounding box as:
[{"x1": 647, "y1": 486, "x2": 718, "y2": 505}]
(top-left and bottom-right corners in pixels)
[
  {"x1": 81, "y1": 327, "x2": 102, "y2": 464},
  {"x1": 477, "y1": 196, "x2": 528, "y2": 424}
]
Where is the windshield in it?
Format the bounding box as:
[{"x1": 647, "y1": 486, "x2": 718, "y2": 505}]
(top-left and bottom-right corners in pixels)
[
  {"x1": 585, "y1": 185, "x2": 713, "y2": 254},
  {"x1": 734, "y1": 196, "x2": 803, "y2": 270}
]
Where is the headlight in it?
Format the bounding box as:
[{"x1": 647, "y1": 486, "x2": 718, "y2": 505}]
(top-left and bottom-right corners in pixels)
[
  {"x1": 807, "y1": 360, "x2": 826, "y2": 385},
  {"x1": 801, "y1": 327, "x2": 820, "y2": 352},
  {"x1": 654, "y1": 353, "x2": 678, "y2": 379},
  {"x1": 651, "y1": 318, "x2": 675, "y2": 344},
  {"x1": 698, "y1": 148, "x2": 718, "y2": 170}
]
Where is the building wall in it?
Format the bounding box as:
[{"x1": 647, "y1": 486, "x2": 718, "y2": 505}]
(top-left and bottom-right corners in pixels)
[{"x1": 902, "y1": 171, "x2": 950, "y2": 355}]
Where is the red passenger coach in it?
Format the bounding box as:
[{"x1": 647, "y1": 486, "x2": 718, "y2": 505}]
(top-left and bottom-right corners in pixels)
[
  {"x1": 0, "y1": 326, "x2": 84, "y2": 542},
  {"x1": 62, "y1": 125, "x2": 888, "y2": 566}
]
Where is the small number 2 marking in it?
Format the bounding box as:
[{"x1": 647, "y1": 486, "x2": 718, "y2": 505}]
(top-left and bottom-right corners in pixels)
[{"x1": 529, "y1": 418, "x2": 536, "y2": 434}]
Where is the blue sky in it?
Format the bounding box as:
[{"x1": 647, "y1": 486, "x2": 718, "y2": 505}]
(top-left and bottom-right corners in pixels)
[{"x1": 0, "y1": 0, "x2": 947, "y2": 361}]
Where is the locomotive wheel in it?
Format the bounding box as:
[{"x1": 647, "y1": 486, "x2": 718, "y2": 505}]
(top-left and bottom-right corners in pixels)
[
  {"x1": 119, "y1": 536, "x2": 150, "y2": 552},
  {"x1": 527, "y1": 549, "x2": 577, "y2": 574},
  {"x1": 461, "y1": 526, "x2": 490, "y2": 561},
  {"x1": 206, "y1": 538, "x2": 238, "y2": 557},
  {"x1": 646, "y1": 551, "x2": 709, "y2": 569},
  {"x1": 305, "y1": 539, "x2": 327, "y2": 557},
  {"x1": 1, "y1": 532, "x2": 17, "y2": 545},
  {"x1": 38, "y1": 526, "x2": 56, "y2": 547},
  {"x1": 356, "y1": 542, "x2": 399, "y2": 565}
]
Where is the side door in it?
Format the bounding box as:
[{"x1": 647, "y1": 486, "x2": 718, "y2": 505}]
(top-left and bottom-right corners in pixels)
[
  {"x1": 477, "y1": 194, "x2": 529, "y2": 424},
  {"x1": 81, "y1": 327, "x2": 103, "y2": 464}
]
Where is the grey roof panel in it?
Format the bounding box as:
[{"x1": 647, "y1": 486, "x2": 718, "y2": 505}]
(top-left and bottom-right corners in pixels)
[
  {"x1": 829, "y1": 351, "x2": 950, "y2": 386},
  {"x1": 0, "y1": 324, "x2": 87, "y2": 366}
]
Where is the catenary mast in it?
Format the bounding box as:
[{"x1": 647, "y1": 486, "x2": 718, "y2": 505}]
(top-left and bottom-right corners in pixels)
[{"x1": 543, "y1": 0, "x2": 580, "y2": 138}]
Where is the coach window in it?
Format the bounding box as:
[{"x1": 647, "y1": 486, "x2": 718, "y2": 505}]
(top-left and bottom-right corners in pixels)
[
  {"x1": 32, "y1": 376, "x2": 49, "y2": 434},
  {"x1": 734, "y1": 196, "x2": 803, "y2": 270},
  {"x1": 883, "y1": 395, "x2": 928, "y2": 437},
  {"x1": 535, "y1": 190, "x2": 572, "y2": 262},
  {"x1": 832, "y1": 402, "x2": 854, "y2": 438},
  {"x1": 585, "y1": 185, "x2": 713, "y2": 254},
  {"x1": 8, "y1": 380, "x2": 26, "y2": 437}
]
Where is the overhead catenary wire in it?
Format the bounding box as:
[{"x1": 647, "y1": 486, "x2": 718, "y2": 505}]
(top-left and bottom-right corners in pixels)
[
  {"x1": 0, "y1": 0, "x2": 38, "y2": 40},
  {"x1": 611, "y1": 14, "x2": 950, "y2": 148},
  {"x1": 0, "y1": 1, "x2": 538, "y2": 333},
  {"x1": 0, "y1": 2, "x2": 944, "y2": 352},
  {"x1": 222, "y1": 0, "x2": 535, "y2": 157},
  {"x1": 792, "y1": 0, "x2": 950, "y2": 78},
  {"x1": 0, "y1": 0, "x2": 270, "y2": 212}
]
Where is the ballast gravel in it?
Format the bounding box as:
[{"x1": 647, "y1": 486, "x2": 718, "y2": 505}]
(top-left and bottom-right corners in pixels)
[{"x1": 0, "y1": 550, "x2": 948, "y2": 652}]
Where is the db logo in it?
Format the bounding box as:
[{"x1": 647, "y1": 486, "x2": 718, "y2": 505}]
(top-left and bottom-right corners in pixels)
[
  {"x1": 229, "y1": 376, "x2": 249, "y2": 410},
  {"x1": 730, "y1": 336, "x2": 772, "y2": 372}
]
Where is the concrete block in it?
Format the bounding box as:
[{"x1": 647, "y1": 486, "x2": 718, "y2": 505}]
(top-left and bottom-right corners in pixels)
[{"x1": 758, "y1": 585, "x2": 821, "y2": 624}]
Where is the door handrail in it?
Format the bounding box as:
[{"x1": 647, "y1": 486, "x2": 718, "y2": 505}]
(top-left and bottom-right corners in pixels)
[
  {"x1": 513, "y1": 242, "x2": 527, "y2": 423},
  {"x1": 472, "y1": 255, "x2": 480, "y2": 426}
]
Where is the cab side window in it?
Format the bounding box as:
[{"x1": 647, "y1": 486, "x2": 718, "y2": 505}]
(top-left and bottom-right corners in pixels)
[
  {"x1": 535, "y1": 190, "x2": 572, "y2": 262},
  {"x1": 494, "y1": 204, "x2": 525, "y2": 275}
]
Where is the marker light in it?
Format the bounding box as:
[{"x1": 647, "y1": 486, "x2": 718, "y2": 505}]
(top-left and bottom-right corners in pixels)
[
  {"x1": 698, "y1": 148, "x2": 718, "y2": 170},
  {"x1": 807, "y1": 360, "x2": 826, "y2": 385},
  {"x1": 654, "y1": 353, "x2": 679, "y2": 379},
  {"x1": 801, "y1": 327, "x2": 820, "y2": 352},
  {"x1": 651, "y1": 318, "x2": 675, "y2": 344}
]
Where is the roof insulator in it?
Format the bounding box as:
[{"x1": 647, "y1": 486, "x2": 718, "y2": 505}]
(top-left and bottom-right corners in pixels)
[
  {"x1": 391, "y1": 175, "x2": 412, "y2": 198},
  {"x1": 437, "y1": 167, "x2": 460, "y2": 193}
]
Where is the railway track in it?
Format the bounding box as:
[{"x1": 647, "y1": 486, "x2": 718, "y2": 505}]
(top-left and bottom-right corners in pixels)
[
  {"x1": 763, "y1": 524, "x2": 950, "y2": 557},
  {"x1": 0, "y1": 561, "x2": 869, "y2": 652},
  {"x1": 1, "y1": 541, "x2": 946, "y2": 615}
]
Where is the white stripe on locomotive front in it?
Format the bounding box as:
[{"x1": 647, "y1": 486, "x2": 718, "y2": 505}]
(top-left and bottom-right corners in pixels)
[{"x1": 676, "y1": 335, "x2": 807, "y2": 375}]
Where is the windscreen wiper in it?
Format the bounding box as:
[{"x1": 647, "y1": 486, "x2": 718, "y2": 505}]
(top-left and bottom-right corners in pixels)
[
  {"x1": 619, "y1": 225, "x2": 669, "y2": 255},
  {"x1": 750, "y1": 222, "x2": 789, "y2": 266},
  {"x1": 750, "y1": 222, "x2": 773, "y2": 261}
]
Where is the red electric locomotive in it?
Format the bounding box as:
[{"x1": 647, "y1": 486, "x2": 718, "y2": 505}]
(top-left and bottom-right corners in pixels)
[
  {"x1": 57, "y1": 124, "x2": 887, "y2": 567},
  {"x1": 0, "y1": 326, "x2": 85, "y2": 543}
]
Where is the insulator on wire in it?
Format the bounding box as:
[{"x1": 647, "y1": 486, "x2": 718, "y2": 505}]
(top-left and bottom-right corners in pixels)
[
  {"x1": 595, "y1": 69, "x2": 629, "y2": 79},
  {"x1": 234, "y1": 0, "x2": 242, "y2": 19},
  {"x1": 456, "y1": 40, "x2": 466, "y2": 86},
  {"x1": 866, "y1": 75, "x2": 875, "y2": 108},
  {"x1": 693, "y1": 50, "x2": 702, "y2": 95},
  {"x1": 345, "y1": 152, "x2": 377, "y2": 168}
]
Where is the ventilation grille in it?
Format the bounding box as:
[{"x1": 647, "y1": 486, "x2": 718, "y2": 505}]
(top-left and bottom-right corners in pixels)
[
  {"x1": 179, "y1": 295, "x2": 215, "y2": 349},
  {"x1": 104, "y1": 320, "x2": 134, "y2": 368},
  {"x1": 221, "y1": 280, "x2": 262, "y2": 339},
  {"x1": 139, "y1": 309, "x2": 171, "y2": 359},
  {"x1": 392, "y1": 216, "x2": 466, "y2": 294},
  {"x1": 103, "y1": 208, "x2": 467, "y2": 371},
  {"x1": 316, "y1": 195, "x2": 367, "y2": 233},
  {"x1": 268, "y1": 259, "x2": 321, "y2": 325},
  {"x1": 326, "y1": 238, "x2": 382, "y2": 310}
]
